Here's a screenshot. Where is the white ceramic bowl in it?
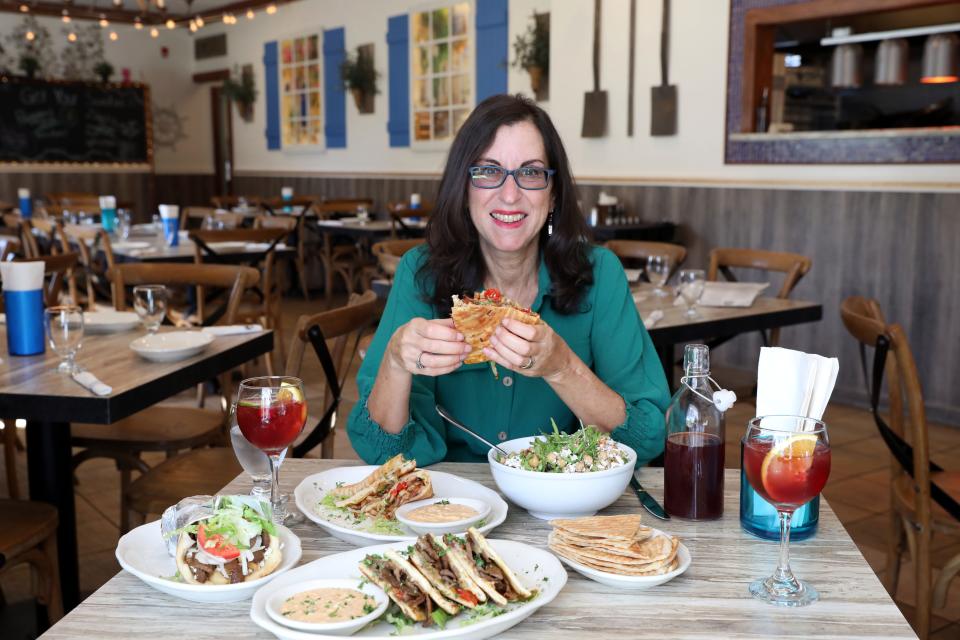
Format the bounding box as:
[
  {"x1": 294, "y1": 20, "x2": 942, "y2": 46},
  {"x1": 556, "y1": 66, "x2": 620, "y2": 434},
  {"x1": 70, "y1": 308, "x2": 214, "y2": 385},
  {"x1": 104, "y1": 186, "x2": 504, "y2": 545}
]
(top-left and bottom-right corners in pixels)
[
  {"x1": 129, "y1": 331, "x2": 214, "y2": 362},
  {"x1": 265, "y1": 578, "x2": 388, "y2": 635},
  {"x1": 83, "y1": 311, "x2": 141, "y2": 334},
  {"x1": 115, "y1": 520, "x2": 301, "y2": 603},
  {"x1": 394, "y1": 497, "x2": 491, "y2": 535},
  {"x1": 487, "y1": 436, "x2": 636, "y2": 520}
]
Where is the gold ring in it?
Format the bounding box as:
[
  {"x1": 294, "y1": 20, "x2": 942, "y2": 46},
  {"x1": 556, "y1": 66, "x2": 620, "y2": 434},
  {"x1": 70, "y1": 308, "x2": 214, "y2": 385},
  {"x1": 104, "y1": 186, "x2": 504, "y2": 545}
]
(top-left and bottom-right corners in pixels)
[
  {"x1": 520, "y1": 356, "x2": 535, "y2": 370},
  {"x1": 416, "y1": 351, "x2": 426, "y2": 370}
]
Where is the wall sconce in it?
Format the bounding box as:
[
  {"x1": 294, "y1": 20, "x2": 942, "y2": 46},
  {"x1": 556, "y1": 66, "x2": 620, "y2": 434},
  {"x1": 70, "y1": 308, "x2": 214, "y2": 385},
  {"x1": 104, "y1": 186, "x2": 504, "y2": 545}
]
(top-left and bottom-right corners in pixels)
[
  {"x1": 831, "y1": 43, "x2": 863, "y2": 87},
  {"x1": 874, "y1": 38, "x2": 908, "y2": 85},
  {"x1": 921, "y1": 33, "x2": 959, "y2": 83}
]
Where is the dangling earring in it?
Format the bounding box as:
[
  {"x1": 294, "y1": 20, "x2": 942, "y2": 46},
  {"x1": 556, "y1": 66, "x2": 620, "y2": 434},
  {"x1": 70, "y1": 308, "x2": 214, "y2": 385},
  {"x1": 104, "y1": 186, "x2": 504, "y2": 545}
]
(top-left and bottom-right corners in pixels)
[{"x1": 547, "y1": 211, "x2": 554, "y2": 236}]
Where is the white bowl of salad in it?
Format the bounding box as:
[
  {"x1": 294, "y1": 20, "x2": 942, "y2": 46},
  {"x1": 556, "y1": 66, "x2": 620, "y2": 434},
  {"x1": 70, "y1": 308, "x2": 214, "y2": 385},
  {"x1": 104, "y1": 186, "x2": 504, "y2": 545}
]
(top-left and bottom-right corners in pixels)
[{"x1": 487, "y1": 424, "x2": 636, "y2": 520}]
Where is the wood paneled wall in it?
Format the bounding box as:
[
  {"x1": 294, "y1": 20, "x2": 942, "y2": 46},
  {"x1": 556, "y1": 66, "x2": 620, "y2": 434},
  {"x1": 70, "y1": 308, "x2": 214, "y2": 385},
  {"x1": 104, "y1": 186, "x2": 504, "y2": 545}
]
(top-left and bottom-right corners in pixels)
[{"x1": 5, "y1": 171, "x2": 957, "y2": 425}]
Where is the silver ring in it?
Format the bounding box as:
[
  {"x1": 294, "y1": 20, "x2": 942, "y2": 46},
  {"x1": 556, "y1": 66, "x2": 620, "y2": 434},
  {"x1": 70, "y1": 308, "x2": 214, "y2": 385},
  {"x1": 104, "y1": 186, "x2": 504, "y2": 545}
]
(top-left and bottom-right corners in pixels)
[
  {"x1": 416, "y1": 351, "x2": 426, "y2": 370},
  {"x1": 520, "y1": 355, "x2": 535, "y2": 370}
]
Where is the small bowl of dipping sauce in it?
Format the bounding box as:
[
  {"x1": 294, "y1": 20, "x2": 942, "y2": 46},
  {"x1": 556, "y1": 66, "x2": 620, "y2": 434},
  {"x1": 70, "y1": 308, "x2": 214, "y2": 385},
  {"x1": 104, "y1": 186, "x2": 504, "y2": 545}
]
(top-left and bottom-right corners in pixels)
[
  {"x1": 265, "y1": 578, "x2": 388, "y2": 635},
  {"x1": 395, "y1": 497, "x2": 491, "y2": 535}
]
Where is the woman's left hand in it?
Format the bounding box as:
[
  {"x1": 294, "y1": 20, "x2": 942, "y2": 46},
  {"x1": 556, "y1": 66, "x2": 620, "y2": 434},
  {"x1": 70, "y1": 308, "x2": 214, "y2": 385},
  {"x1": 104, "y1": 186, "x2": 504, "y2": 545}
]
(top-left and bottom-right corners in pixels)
[{"x1": 483, "y1": 317, "x2": 570, "y2": 379}]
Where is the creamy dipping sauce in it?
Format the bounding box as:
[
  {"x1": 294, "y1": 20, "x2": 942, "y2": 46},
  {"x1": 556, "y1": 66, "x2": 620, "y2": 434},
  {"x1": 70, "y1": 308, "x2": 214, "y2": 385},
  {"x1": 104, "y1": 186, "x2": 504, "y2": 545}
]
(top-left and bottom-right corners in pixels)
[
  {"x1": 406, "y1": 502, "x2": 479, "y2": 523},
  {"x1": 280, "y1": 588, "x2": 376, "y2": 623}
]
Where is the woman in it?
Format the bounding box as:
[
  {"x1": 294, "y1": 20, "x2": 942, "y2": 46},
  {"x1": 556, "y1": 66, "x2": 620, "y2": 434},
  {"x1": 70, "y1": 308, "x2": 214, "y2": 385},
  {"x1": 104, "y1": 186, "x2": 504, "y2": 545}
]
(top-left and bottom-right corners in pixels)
[{"x1": 347, "y1": 94, "x2": 669, "y2": 466}]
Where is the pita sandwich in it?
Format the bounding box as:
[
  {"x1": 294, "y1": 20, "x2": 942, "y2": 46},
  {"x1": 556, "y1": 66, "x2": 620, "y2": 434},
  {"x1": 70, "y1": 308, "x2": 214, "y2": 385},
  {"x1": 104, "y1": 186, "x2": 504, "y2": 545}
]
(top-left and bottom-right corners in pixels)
[
  {"x1": 359, "y1": 551, "x2": 460, "y2": 622},
  {"x1": 329, "y1": 454, "x2": 414, "y2": 500},
  {"x1": 451, "y1": 289, "x2": 542, "y2": 364},
  {"x1": 358, "y1": 470, "x2": 434, "y2": 519},
  {"x1": 438, "y1": 527, "x2": 533, "y2": 605},
  {"x1": 408, "y1": 535, "x2": 487, "y2": 608}
]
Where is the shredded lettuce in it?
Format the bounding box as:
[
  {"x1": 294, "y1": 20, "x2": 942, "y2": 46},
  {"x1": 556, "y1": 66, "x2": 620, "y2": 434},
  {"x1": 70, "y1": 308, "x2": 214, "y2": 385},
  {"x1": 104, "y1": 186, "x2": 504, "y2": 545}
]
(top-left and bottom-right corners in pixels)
[
  {"x1": 370, "y1": 518, "x2": 405, "y2": 535},
  {"x1": 430, "y1": 609, "x2": 451, "y2": 629},
  {"x1": 385, "y1": 610, "x2": 414, "y2": 635},
  {"x1": 460, "y1": 603, "x2": 507, "y2": 627}
]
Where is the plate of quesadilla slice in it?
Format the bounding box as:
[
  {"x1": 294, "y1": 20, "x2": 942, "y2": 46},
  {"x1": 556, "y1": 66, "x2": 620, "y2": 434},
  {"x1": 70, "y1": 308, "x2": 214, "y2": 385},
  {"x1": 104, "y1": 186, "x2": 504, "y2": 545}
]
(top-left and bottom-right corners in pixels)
[
  {"x1": 294, "y1": 455, "x2": 508, "y2": 547},
  {"x1": 250, "y1": 529, "x2": 566, "y2": 640}
]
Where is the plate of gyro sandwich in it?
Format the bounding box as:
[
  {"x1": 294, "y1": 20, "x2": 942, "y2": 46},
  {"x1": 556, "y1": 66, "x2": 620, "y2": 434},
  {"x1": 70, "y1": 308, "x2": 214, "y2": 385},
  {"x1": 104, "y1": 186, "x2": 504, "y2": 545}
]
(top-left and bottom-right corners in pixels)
[
  {"x1": 250, "y1": 527, "x2": 565, "y2": 639},
  {"x1": 295, "y1": 455, "x2": 508, "y2": 546}
]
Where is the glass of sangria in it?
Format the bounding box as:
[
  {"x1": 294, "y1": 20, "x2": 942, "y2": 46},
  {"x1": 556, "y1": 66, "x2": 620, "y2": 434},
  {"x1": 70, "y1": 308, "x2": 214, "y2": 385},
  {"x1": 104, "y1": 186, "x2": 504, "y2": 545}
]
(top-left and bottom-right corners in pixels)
[
  {"x1": 235, "y1": 376, "x2": 308, "y2": 524},
  {"x1": 742, "y1": 415, "x2": 831, "y2": 606}
]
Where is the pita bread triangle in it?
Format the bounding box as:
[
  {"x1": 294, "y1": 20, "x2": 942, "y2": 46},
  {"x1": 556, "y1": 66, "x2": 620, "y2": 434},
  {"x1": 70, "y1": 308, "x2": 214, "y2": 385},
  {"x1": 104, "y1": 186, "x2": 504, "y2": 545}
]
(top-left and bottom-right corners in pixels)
[{"x1": 549, "y1": 514, "x2": 646, "y2": 542}]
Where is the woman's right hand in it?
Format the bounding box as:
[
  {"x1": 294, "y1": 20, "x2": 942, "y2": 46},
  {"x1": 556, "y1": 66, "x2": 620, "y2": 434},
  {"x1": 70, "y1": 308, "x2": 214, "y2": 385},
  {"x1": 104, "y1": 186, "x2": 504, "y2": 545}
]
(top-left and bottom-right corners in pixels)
[{"x1": 387, "y1": 318, "x2": 471, "y2": 376}]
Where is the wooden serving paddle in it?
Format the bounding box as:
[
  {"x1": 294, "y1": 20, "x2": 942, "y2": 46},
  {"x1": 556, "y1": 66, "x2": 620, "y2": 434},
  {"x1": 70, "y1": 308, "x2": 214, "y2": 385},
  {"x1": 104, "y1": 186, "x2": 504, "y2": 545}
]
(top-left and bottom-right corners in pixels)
[
  {"x1": 582, "y1": 0, "x2": 607, "y2": 137},
  {"x1": 650, "y1": 0, "x2": 677, "y2": 136}
]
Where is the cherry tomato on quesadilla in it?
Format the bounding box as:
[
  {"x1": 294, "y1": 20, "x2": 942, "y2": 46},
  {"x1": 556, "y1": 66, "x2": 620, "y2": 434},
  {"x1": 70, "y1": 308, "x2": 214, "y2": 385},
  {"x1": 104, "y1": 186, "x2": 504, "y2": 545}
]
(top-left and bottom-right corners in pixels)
[
  {"x1": 197, "y1": 524, "x2": 240, "y2": 560},
  {"x1": 456, "y1": 588, "x2": 479, "y2": 606},
  {"x1": 482, "y1": 288, "x2": 501, "y2": 303}
]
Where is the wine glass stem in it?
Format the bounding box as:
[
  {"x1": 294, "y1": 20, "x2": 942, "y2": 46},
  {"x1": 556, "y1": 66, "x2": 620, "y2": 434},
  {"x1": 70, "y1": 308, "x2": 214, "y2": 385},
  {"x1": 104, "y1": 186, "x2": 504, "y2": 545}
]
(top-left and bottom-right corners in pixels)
[
  {"x1": 773, "y1": 510, "x2": 798, "y2": 587},
  {"x1": 268, "y1": 452, "x2": 283, "y2": 517}
]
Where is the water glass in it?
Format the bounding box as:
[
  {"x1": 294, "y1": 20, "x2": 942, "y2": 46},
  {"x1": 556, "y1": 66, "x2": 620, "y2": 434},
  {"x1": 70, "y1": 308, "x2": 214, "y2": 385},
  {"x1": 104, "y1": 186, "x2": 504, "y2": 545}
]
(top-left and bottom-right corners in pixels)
[
  {"x1": 116, "y1": 209, "x2": 132, "y2": 239},
  {"x1": 678, "y1": 269, "x2": 706, "y2": 319},
  {"x1": 133, "y1": 284, "x2": 167, "y2": 333},
  {"x1": 646, "y1": 254, "x2": 671, "y2": 298},
  {"x1": 45, "y1": 305, "x2": 84, "y2": 373}
]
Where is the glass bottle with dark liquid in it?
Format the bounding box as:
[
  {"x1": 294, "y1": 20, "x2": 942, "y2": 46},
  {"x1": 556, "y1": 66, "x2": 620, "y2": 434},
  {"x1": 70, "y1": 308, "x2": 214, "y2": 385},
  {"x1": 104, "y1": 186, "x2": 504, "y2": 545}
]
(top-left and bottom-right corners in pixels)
[{"x1": 663, "y1": 344, "x2": 725, "y2": 519}]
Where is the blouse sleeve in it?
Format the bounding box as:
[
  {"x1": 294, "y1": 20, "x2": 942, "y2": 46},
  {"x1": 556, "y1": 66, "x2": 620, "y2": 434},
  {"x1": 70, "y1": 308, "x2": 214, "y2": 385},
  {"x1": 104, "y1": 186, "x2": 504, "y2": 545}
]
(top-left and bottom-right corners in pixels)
[
  {"x1": 589, "y1": 248, "x2": 671, "y2": 466},
  {"x1": 345, "y1": 249, "x2": 449, "y2": 466}
]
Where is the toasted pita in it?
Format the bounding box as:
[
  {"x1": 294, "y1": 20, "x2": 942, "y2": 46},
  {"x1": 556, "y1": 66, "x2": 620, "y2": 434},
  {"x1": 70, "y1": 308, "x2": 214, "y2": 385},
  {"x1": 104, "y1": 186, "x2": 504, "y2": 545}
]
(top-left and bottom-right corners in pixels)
[
  {"x1": 550, "y1": 535, "x2": 679, "y2": 576},
  {"x1": 329, "y1": 454, "x2": 413, "y2": 499},
  {"x1": 451, "y1": 295, "x2": 541, "y2": 364},
  {"x1": 549, "y1": 531, "x2": 676, "y2": 565},
  {"x1": 549, "y1": 527, "x2": 654, "y2": 551},
  {"x1": 549, "y1": 514, "x2": 647, "y2": 542}
]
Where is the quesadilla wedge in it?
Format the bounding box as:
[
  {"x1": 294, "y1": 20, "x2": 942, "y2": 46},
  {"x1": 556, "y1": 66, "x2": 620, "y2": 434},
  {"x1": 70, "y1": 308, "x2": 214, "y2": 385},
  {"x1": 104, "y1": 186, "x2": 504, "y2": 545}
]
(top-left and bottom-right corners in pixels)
[
  {"x1": 359, "y1": 470, "x2": 434, "y2": 519},
  {"x1": 359, "y1": 550, "x2": 461, "y2": 623},
  {"x1": 439, "y1": 528, "x2": 533, "y2": 605},
  {"x1": 408, "y1": 535, "x2": 487, "y2": 608},
  {"x1": 451, "y1": 289, "x2": 542, "y2": 364},
  {"x1": 334, "y1": 458, "x2": 418, "y2": 509},
  {"x1": 329, "y1": 454, "x2": 414, "y2": 500}
]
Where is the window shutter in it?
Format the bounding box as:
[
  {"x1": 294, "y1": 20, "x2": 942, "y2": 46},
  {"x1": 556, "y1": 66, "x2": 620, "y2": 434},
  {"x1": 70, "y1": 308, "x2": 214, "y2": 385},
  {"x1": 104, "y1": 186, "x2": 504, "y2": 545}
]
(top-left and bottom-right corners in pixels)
[
  {"x1": 475, "y1": 0, "x2": 508, "y2": 101},
  {"x1": 263, "y1": 40, "x2": 281, "y2": 150},
  {"x1": 386, "y1": 14, "x2": 410, "y2": 147},
  {"x1": 323, "y1": 27, "x2": 347, "y2": 148}
]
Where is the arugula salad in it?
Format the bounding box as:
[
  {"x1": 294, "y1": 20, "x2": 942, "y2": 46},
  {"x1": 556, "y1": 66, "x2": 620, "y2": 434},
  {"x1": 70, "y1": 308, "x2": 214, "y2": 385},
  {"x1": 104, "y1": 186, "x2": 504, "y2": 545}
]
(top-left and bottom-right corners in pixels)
[{"x1": 497, "y1": 420, "x2": 629, "y2": 473}]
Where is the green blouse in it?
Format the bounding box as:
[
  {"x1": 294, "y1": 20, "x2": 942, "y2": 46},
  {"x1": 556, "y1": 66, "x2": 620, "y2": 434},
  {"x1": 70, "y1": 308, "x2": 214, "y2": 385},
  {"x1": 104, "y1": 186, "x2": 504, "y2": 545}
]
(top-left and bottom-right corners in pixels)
[{"x1": 346, "y1": 244, "x2": 670, "y2": 467}]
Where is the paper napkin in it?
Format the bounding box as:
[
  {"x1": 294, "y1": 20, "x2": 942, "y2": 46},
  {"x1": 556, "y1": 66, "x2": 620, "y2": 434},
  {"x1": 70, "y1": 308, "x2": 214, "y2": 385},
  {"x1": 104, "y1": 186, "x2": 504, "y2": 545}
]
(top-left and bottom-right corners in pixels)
[
  {"x1": 73, "y1": 370, "x2": 113, "y2": 396},
  {"x1": 755, "y1": 346, "x2": 839, "y2": 421}
]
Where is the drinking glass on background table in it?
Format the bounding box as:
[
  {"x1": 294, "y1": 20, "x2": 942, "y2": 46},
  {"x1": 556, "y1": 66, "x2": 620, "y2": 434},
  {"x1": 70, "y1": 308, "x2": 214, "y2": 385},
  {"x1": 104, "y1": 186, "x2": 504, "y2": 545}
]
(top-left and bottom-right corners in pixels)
[
  {"x1": 743, "y1": 415, "x2": 831, "y2": 606},
  {"x1": 235, "y1": 376, "x2": 308, "y2": 525},
  {"x1": 45, "y1": 305, "x2": 84, "y2": 373},
  {"x1": 646, "y1": 254, "x2": 671, "y2": 298},
  {"x1": 678, "y1": 269, "x2": 706, "y2": 319},
  {"x1": 116, "y1": 209, "x2": 132, "y2": 239},
  {"x1": 133, "y1": 284, "x2": 167, "y2": 333}
]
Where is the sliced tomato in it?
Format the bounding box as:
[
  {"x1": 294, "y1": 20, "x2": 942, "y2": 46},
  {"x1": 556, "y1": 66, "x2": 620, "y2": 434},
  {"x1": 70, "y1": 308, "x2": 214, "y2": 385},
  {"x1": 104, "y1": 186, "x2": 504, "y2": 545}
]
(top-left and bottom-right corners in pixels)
[
  {"x1": 482, "y1": 288, "x2": 501, "y2": 303},
  {"x1": 197, "y1": 524, "x2": 240, "y2": 560},
  {"x1": 389, "y1": 481, "x2": 408, "y2": 499},
  {"x1": 456, "y1": 588, "x2": 479, "y2": 607}
]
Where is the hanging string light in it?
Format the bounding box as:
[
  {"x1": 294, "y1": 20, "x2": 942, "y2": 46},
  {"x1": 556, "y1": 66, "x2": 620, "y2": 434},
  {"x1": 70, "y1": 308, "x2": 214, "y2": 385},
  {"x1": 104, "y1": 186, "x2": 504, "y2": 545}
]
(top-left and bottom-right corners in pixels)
[
  {"x1": 25, "y1": 30, "x2": 35, "y2": 40},
  {"x1": 19, "y1": 4, "x2": 29, "y2": 12},
  {"x1": 67, "y1": 31, "x2": 77, "y2": 42},
  {"x1": 195, "y1": 15, "x2": 204, "y2": 27},
  {"x1": 99, "y1": 14, "x2": 109, "y2": 27},
  {"x1": 109, "y1": 31, "x2": 118, "y2": 41},
  {"x1": 134, "y1": 17, "x2": 143, "y2": 29},
  {"x1": 189, "y1": 19, "x2": 197, "y2": 32},
  {"x1": 246, "y1": 9, "x2": 255, "y2": 20},
  {"x1": 266, "y1": 4, "x2": 277, "y2": 15},
  {"x1": 62, "y1": 8, "x2": 71, "y2": 23},
  {"x1": 112, "y1": 0, "x2": 122, "y2": 5},
  {"x1": 150, "y1": 27, "x2": 159, "y2": 37},
  {"x1": 166, "y1": 18, "x2": 175, "y2": 29}
]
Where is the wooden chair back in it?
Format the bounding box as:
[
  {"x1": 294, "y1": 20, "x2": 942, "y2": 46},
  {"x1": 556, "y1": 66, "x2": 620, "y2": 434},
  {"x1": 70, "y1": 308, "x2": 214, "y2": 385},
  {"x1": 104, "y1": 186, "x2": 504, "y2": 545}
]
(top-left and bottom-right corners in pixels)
[
  {"x1": 285, "y1": 290, "x2": 381, "y2": 458},
  {"x1": 210, "y1": 195, "x2": 263, "y2": 210},
  {"x1": 46, "y1": 192, "x2": 97, "y2": 207},
  {"x1": 0, "y1": 236, "x2": 20, "y2": 262},
  {"x1": 0, "y1": 201, "x2": 13, "y2": 214},
  {"x1": 316, "y1": 198, "x2": 374, "y2": 216},
  {"x1": 604, "y1": 240, "x2": 687, "y2": 272},
  {"x1": 261, "y1": 196, "x2": 317, "y2": 215},
  {"x1": 107, "y1": 263, "x2": 259, "y2": 326},
  {"x1": 388, "y1": 202, "x2": 431, "y2": 237},
  {"x1": 371, "y1": 239, "x2": 424, "y2": 278},
  {"x1": 61, "y1": 225, "x2": 117, "y2": 308},
  {"x1": 8, "y1": 253, "x2": 80, "y2": 307}
]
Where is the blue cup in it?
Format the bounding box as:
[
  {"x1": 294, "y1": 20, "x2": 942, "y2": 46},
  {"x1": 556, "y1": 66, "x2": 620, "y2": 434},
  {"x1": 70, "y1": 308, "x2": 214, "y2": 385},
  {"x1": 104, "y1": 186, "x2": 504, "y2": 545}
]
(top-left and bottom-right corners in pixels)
[
  {"x1": 162, "y1": 217, "x2": 180, "y2": 247},
  {"x1": 18, "y1": 193, "x2": 32, "y2": 218},
  {"x1": 4, "y1": 289, "x2": 45, "y2": 356},
  {"x1": 101, "y1": 208, "x2": 117, "y2": 233},
  {"x1": 739, "y1": 465, "x2": 819, "y2": 541}
]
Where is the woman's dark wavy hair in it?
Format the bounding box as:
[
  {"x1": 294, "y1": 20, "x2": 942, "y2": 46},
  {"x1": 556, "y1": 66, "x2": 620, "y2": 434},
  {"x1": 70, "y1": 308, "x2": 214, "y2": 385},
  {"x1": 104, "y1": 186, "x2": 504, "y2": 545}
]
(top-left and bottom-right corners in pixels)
[{"x1": 420, "y1": 94, "x2": 593, "y2": 317}]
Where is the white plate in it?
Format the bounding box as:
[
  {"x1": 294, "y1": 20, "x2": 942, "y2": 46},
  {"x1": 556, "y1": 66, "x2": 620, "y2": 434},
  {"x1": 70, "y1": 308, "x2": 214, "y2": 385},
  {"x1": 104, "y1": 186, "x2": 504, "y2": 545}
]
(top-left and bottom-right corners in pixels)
[
  {"x1": 294, "y1": 467, "x2": 508, "y2": 547},
  {"x1": 83, "y1": 310, "x2": 141, "y2": 334},
  {"x1": 554, "y1": 536, "x2": 690, "y2": 590},
  {"x1": 205, "y1": 241, "x2": 249, "y2": 251},
  {"x1": 129, "y1": 331, "x2": 214, "y2": 362},
  {"x1": 395, "y1": 497, "x2": 491, "y2": 536},
  {"x1": 250, "y1": 539, "x2": 566, "y2": 640},
  {"x1": 115, "y1": 519, "x2": 301, "y2": 603},
  {"x1": 111, "y1": 240, "x2": 152, "y2": 251},
  {"x1": 265, "y1": 578, "x2": 389, "y2": 635}
]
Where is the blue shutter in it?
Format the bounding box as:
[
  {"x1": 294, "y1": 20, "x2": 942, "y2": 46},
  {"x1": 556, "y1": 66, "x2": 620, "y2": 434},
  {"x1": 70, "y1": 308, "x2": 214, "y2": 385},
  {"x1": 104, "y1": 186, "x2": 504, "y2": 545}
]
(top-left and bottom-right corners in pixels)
[
  {"x1": 386, "y1": 14, "x2": 409, "y2": 147},
  {"x1": 475, "y1": 0, "x2": 508, "y2": 101},
  {"x1": 323, "y1": 27, "x2": 346, "y2": 148},
  {"x1": 263, "y1": 41, "x2": 281, "y2": 150}
]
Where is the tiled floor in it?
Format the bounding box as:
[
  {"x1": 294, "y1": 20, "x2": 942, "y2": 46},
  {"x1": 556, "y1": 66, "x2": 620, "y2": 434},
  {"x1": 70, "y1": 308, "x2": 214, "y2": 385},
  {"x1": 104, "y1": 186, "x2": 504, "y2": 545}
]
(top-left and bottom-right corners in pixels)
[{"x1": 2, "y1": 295, "x2": 959, "y2": 638}]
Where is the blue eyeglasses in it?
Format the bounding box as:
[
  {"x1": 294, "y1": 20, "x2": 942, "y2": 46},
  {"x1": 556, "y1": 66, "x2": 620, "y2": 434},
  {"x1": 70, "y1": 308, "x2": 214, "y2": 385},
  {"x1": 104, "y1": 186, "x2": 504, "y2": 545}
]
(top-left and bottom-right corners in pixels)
[{"x1": 468, "y1": 165, "x2": 556, "y2": 190}]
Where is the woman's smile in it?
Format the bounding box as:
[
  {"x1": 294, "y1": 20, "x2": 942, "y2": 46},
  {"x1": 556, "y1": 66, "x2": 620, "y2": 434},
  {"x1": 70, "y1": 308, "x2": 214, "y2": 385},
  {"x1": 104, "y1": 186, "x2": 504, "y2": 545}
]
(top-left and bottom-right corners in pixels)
[{"x1": 490, "y1": 209, "x2": 528, "y2": 228}]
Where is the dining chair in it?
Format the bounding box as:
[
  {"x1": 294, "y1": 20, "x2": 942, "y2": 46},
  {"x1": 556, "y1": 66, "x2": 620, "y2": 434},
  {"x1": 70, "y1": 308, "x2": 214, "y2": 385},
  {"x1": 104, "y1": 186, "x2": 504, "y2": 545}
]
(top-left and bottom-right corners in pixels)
[
  {"x1": 181, "y1": 206, "x2": 223, "y2": 231},
  {"x1": 316, "y1": 198, "x2": 374, "y2": 215},
  {"x1": 387, "y1": 202, "x2": 431, "y2": 239},
  {"x1": 121, "y1": 290, "x2": 380, "y2": 524},
  {"x1": 0, "y1": 499, "x2": 62, "y2": 628},
  {"x1": 254, "y1": 213, "x2": 310, "y2": 300},
  {"x1": 604, "y1": 240, "x2": 687, "y2": 277},
  {"x1": 0, "y1": 236, "x2": 20, "y2": 262},
  {"x1": 0, "y1": 200, "x2": 14, "y2": 214},
  {"x1": 260, "y1": 195, "x2": 318, "y2": 217},
  {"x1": 210, "y1": 195, "x2": 264, "y2": 211},
  {"x1": 71, "y1": 262, "x2": 260, "y2": 533},
  {"x1": 840, "y1": 296, "x2": 960, "y2": 640},
  {"x1": 59, "y1": 225, "x2": 117, "y2": 308},
  {"x1": 361, "y1": 238, "x2": 425, "y2": 290}
]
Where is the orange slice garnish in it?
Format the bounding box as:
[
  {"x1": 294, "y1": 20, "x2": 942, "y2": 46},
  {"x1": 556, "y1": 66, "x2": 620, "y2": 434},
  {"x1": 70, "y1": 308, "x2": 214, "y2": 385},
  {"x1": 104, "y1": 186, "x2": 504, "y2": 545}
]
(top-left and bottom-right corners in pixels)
[{"x1": 760, "y1": 434, "x2": 818, "y2": 498}]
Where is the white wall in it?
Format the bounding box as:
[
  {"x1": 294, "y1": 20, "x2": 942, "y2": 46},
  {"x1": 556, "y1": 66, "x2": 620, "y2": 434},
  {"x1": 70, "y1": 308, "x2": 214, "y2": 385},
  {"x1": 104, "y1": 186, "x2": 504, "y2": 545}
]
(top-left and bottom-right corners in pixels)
[{"x1": 0, "y1": 12, "x2": 211, "y2": 174}]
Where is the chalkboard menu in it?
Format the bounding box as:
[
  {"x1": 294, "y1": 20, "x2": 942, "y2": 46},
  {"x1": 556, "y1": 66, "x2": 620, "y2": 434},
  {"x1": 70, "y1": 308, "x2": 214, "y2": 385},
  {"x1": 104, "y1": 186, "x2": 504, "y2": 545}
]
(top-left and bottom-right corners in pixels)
[{"x1": 0, "y1": 79, "x2": 152, "y2": 164}]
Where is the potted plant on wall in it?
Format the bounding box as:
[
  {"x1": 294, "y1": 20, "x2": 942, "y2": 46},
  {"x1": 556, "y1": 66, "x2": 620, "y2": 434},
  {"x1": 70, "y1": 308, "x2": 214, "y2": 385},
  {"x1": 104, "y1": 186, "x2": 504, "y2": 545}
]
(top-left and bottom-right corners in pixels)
[
  {"x1": 512, "y1": 13, "x2": 550, "y2": 101},
  {"x1": 340, "y1": 45, "x2": 379, "y2": 114},
  {"x1": 222, "y1": 66, "x2": 257, "y2": 123},
  {"x1": 18, "y1": 55, "x2": 39, "y2": 79},
  {"x1": 94, "y1": 61, "x2": 114, "y2": 83}
]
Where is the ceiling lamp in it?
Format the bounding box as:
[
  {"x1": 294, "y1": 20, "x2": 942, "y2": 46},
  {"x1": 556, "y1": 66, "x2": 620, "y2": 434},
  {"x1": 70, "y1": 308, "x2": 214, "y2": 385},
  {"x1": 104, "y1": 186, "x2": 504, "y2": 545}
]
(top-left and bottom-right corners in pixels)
[
  {"x1": 266, "y1": 4, "x2": 277, "y2": 15},
  {"x1": 874, "y1": 38, "x2": 908, "y2": 86},
  {"x1": 921, "y1": 33, "x2": 959, "y2": 83},
  {"x1": 831, "y1": 43, "x2": 863, "y2": 88}
]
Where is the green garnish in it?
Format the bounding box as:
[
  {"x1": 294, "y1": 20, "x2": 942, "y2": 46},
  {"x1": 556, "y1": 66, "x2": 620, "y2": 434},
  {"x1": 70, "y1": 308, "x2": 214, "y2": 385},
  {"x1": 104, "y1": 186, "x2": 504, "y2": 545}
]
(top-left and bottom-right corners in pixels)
[
  {"x1": 497, "y1": 419, "x2": 627, "y2": 473},
  {"x1": 430, "y1": 609, "x2": 451, "y2": 629},
  {"x1": 385, "y1": 610, "x2": 414, "y2": 635}
]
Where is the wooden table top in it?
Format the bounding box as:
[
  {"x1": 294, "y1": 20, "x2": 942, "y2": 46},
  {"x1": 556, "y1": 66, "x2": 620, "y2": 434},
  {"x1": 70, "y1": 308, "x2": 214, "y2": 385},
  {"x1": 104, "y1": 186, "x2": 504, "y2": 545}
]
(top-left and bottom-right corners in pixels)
[
  {"x1": 0, "y1": 327, "x2": 272, "y2": 424},
  {"x1": 42, "y1": 461, "x2": 915, "y2": 639}
]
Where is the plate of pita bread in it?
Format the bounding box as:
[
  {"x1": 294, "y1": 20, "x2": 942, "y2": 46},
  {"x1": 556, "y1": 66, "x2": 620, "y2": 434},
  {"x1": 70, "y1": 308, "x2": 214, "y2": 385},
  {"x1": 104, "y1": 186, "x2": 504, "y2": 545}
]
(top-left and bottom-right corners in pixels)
[
  {"x1": 547, "y1": 514, "x2": 689, "y2": 590},
  {"x1": 294, "y1": 455, "x2": 508, "y2": 547}
]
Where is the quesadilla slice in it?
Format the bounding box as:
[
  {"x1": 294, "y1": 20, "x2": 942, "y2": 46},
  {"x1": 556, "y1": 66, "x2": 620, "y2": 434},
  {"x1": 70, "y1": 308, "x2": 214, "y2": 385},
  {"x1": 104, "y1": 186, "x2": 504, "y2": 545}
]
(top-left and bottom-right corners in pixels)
[
  {"x1": 408, "y1": 535, "x2": 487, "y2": 608},
  {"x1": 359, "y1": 470, "x2": 433, "y2": 520},
  {"x1": 451, "y1": 288, "x2": 542, "y2": 364},
  {"x1": 359, "y1": 551, "x2": 461, "y2": 623},
  {"x1": 329, "y1": 454, "x2": 414, "y2": 500},
  {"x1": 439, "y1": 528, "x2": 533, "y2": 605},
  {"x1": 334, "y1": 459, "x2": 417, "y2": 509}
]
